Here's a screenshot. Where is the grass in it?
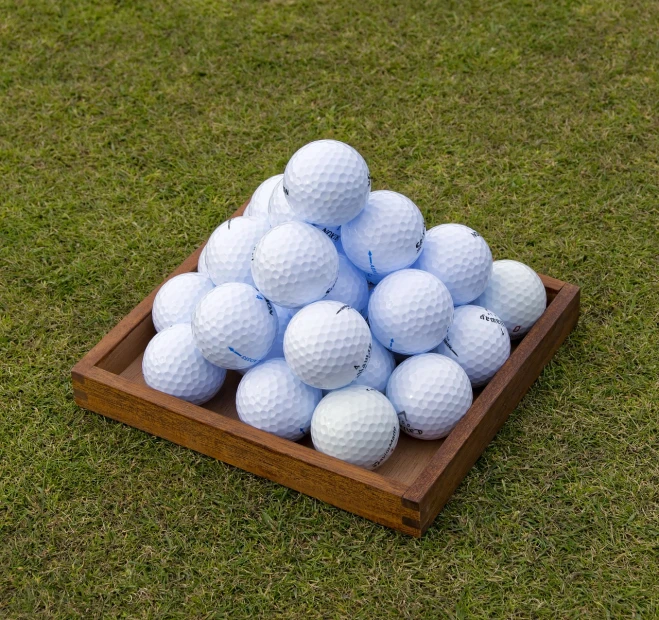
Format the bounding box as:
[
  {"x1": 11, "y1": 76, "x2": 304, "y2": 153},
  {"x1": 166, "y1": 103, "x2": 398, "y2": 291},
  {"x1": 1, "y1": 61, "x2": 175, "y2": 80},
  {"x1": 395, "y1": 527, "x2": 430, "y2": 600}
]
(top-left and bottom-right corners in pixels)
[{"x1": 1, "y1": 0, "x2": 658, "y2": 616}]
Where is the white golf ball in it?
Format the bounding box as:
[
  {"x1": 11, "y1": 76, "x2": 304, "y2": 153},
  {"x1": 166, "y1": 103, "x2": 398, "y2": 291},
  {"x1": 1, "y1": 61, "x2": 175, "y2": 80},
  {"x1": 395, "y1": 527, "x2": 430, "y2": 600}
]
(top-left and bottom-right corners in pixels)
[
  {"x1": 323, "y1": 253, "x2": 369, "y2": 315},
  {"x1": 350, "y1": 335, "x2": 395, "y2": 393},
  {"x1": 251, "y1": 221, "x2": 339, "y2": 308},
  {"x1": 416, "y1": 223, "x2": 493, "y2": 306},
  {"x1": 435, "y1": 305, "x2": 511, "y2": 387},
  {"x1": 191, "y1": 282, "x2": 277, "y2": 370},
  {"x1": 474, "y1": 260, "x2": 547, "y2": 339},
  {"x1": 236, "y1": 358, "x2": 322, "y2": 440},
  {"x1": 311, "y1": 385, "x2": 399, "y2": 470},
  {"x1": 342, "y1": 190, "x2": 425, "y2": 278},
  {"x1": 152, "y1": 272, "x2": 215, "y2": 332},
  {"x1": 244, "y1": 173, "x2": 283, "y2": 222},
  {"x1": 268, "y1": 178, "x2": 298, "y2": 227},
  {"x1": 284, "y1": 300, "x2": 371, "y2": 390},
  {"x1": 197, "y1": 245, "x2": 209, "y2": 275},
  {"x1": 387, "y1": 353, "x2": 473, "y2": 440},
  {"x1": 368, "y1": 269, "x2": 454, "y2": 355},
  {"x1": 283, "y1": 140, "x2": 370, "y2": 226},
  {"x1": 204, "y1": 216, "x2": 270, "y2": 287},
  {"x1": 143, "y1": 323, "x2": 226, "y2": 405}
]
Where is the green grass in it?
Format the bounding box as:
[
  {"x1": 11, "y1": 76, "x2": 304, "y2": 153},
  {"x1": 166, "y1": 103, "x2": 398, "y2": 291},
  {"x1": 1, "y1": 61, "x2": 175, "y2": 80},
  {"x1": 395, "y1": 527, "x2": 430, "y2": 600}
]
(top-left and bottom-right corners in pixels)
[{"x1": 1, "y1": 0, "x2": 658, "y2": 616}]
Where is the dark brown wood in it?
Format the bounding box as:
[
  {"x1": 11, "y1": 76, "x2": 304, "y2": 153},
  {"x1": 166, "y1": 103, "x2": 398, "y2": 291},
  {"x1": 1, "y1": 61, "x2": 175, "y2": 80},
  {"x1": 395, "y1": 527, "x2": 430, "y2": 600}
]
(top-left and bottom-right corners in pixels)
[
  {"x1": 403, "y1": 281, "x2": 580, "y2": 533},
  {"x1": 71, "y1": 203, "x2": 580, "y2": 537}
]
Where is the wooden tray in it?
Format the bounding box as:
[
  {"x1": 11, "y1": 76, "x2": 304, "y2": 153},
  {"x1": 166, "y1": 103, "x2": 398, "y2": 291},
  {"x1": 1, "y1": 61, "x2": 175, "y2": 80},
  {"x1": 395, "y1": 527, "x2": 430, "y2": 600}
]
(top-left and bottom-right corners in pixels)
[{"x1": 71, "y1": 203, "x2": 580, "y2": 537}]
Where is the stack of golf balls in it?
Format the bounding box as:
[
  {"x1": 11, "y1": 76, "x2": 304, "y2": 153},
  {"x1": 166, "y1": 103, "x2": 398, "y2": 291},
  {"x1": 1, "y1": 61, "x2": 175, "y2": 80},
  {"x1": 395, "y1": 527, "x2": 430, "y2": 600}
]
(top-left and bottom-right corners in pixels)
[{"x1": 143, "y1": 139, "x2": 547, "y2": 470}]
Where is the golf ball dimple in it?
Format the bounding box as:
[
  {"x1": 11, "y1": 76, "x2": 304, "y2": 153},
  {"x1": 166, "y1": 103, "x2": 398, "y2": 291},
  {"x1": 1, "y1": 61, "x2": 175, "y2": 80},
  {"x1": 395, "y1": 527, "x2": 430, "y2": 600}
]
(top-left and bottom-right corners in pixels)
[
  {"x1": 311, "y1": 385, "x2": 399, "y2": 470},
  {"x1": 236, "y1": 358, "x2": 322, "y2": 440},
  {"x1": 205, "y1": 216, "x2": 270, "y2": 287},
  {"x1": 152, "y1": 272, "x2": 215, "y2": 332},
  {"x1": 283, "y1": 140, "x2": 370, "y2": 226},
  {"x1": 435, "y1": 305, "x2": 511, "y2": 387},
  {"x1": 244, "y1": 174, "x2": 283, "y2": 222},
  {"x1": 474, "y1": 260, "x2": 547, "y2": 339},
  {"x1": 284, "y1": 300, "x2": 372, "y2": 390},
  {"x1": 416, "y1": 224, "x2": 493, "y2": 306},
  {"x1": 323, "y1": 253, "x2": 369, "y2": 315},
  {"x1": 143, "y1": 323, "x2": 226, "y2": 405},
  {"x1": 350, "y1": 335, "x2": 395, "y2": 393},
  {"x1": 386, "y1": 353, "x2": 473, "y2": 440},
  {"x1": 342, "y1": 190, "x2": 425, "y2": 278},
  {"x1": 251, "y1": 221, "x2": 339, "y2": 308},
  {"x1": 368, "y1": 269, "x2": 454, "y2": 355},
  {"x1": 191, "y1": 282, "x2": 278, "y2": 370}
]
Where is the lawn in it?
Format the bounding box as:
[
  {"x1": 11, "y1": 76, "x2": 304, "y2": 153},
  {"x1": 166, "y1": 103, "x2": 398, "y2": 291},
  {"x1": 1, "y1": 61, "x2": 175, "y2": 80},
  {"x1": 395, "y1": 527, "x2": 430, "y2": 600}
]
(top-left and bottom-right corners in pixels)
[{"x1": 1, "y1": 0, "x2": 657, "y2": 616}]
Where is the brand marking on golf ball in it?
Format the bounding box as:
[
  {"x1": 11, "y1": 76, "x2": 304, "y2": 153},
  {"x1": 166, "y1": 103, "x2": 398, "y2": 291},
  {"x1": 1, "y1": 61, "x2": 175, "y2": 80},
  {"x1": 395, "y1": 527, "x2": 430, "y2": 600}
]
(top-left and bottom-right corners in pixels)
[
  {"x1": 415, "y1": 229, "x2": 425, "y2": 252},
  {"x1": 353, "y1": 342, "x2": 372, "y2": 378},
  {"x1": 372, "y1": 424, "x2": 399, "y2": 469},
  {"x1": 336, "y1": 304, "x2": 351, "y2": 314},
  {"x1": 319, "y1": 227, "x2": 340, "y2": 242},
  {"x1": 471, "y1": 230, "x2": 480, "y2": 238},
  {"x1": 367, "y1": 250, "x2": 377, "y2": 275},
  {"x1": 397, "y1": 411, "x2": 423, "y2": 435},
  {"x1": 325, "y1": 274, "x2": 339, "y2": 296},
  {"x1": 442, "y1": 337, "x2": 458, "y2": 357},
  {"x1": 228, "y1": 347, "x2": 261, "y2": 364}
]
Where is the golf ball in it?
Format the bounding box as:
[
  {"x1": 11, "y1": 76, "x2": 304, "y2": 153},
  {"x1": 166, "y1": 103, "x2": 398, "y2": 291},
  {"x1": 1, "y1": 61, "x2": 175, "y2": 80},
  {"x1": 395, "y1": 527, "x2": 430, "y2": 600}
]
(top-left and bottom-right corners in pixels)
[
  {"x1": 323, "y1": 253, "x2": 369, "y2": 315},
  {"x1": 284, "y1": 300, "x2": 371, "y2": 390},
  {"x1": 474, "y1": 260, "x2": 547, "y2": 339},
  {"x1": 143, "y1": 323, "x2": 226, "y2": 405},
  {"x1": 416, "y1": 224, "x2": 493, "y2": 306},
  {"x1": 435, "y1": 305, "x2": 511, "y2": 387},
  {"x1": 268, "y1": 178, "x2": 299, "y2": 227},
  {"x1": 342, "y1": 190, "x2": 425, "y2": 278},
  {"x1": 387, "y1": 353, "x2": 473, "y2": 440},
  {"x1": 311, "y1": 385, "x2": 399, "y2": 470},
  {"x1": 205, "y1": 216, "x2": 270, "y2": 287},
  {"x1": 283, "y1": 140, "x2": 370, "y2": 226},
  {"x1": 244, "y1": 173, "x2": 283, "y2": 222},
  {"x1": 350, "y1": 335, "x2": 395, "y2": 393},
  {"x1": 236, "y1": 358, "x2": 322, "y2": 440},
  {"x1": 251, "y1": 221, "x2": 339, "y2": 308},
  {"x1": 197, "y1": 245, "x2": 209, "y2": 275},
  {"x1": 368, "y1": 269, "x2": 454, "y2": 355},
  {"x1": 191, "y1": 282, "x2": 277, "y2": 370},
  {"x1": 152, "y1": 272, "x2": 215, "y2": 332}
]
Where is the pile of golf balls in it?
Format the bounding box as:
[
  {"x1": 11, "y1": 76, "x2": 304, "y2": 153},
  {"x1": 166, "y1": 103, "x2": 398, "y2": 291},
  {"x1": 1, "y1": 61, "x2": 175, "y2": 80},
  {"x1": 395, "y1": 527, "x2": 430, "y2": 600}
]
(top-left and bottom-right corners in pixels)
[{"x1": 143, "y1": 139, "x2": 548, "y2": 470}]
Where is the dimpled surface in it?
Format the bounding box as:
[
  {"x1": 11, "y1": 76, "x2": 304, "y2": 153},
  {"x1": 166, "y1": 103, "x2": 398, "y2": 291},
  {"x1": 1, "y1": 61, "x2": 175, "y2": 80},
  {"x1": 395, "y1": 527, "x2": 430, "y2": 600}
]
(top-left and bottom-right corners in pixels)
[
  {"x1": 197, "y1": 245, "x2": 209, "y2": 275},
  {"x1": 236, "y1": 358, "x2": 322, "y2": 440},
  {"x1": 342, "y1": 190, "x2": 425, "y2": 277},
  {"x1": 244, "y1": 174, "x2": 283, "y2": 222},
  {"x1": 191, "y1": 282, "x2": 277, "y2": 370},
  {"x1": 251, "y1": 221, "x2": 339, "y2": 308},
  {"x1": 284, "y1": 300, "x2": 371, "y2": 389},
  {"x1": 435, "y1": 305, "x2": 511, "y2": 387},
  {"x1": 143, "y1": 324, "x2": 226, "y2": 404},
  {"x1": 283, "y1": 140, "x2": 370, "y2": 226},
  {"x1": 474, "y1": 259, "x2": 547, "y2": 339},
  {"x1": 311, "y1": 385, "x2": 399, "y2": 469},
  {"x1": 416, "y1": 224, "x2": 493, "y2": 306},
  {"x1": 205, "y1": 216, "x2": 270, "y2": 287},
  {"x1": 152, "y1": 273, "x2": 215, "y2": 332},
  {"x1": 387, "y1": 353, "x2": 472, "y2": 440},
  {"x1": 315, "y1": 224, "x2": 344, "y2": 254},
  {"x1": 324, "y1": 254, "x2": 369, "y2": 314},
  {"x1": 262, "y1": 303, "x2": 294, "y2": 361},
  {"x1": 268, "y1": 178, "x2": 299, "y2": 227},
  {"x1": 350, "y1": 334, "x2": 395, "y2": 392},
  {"x1": 368, "y1": 269, "x2": 454, "y2": 355}
]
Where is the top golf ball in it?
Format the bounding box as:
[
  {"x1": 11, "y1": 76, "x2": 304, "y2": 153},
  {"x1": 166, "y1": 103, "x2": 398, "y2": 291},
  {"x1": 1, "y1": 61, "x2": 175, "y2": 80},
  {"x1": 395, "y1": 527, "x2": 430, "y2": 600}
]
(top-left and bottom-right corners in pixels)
[
  {"x1": 244, "y1": 173, "x2": 283, "y2": 223},
  {"x1": 283, "y1": 140, "x2": 370, "y2": 226}
]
